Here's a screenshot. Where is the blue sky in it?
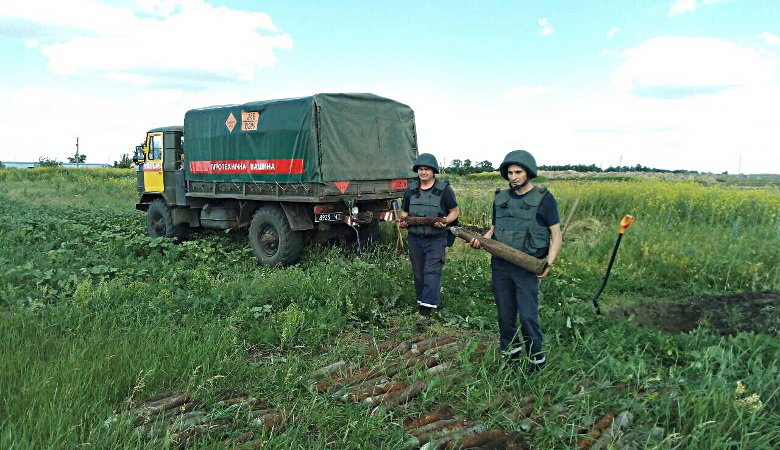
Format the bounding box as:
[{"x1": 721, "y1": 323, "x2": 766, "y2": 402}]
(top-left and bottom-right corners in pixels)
[{"x1": 1, "y1": 0, "x2": 778, "y2": 173}]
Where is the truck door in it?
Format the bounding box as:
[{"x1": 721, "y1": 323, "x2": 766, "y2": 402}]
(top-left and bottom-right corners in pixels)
[{"x1": 143, "y1": 132, "x2": 164, "y2": 192}]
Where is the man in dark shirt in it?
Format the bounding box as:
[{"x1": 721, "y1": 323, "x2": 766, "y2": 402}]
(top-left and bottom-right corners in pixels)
[
  {"x1": 399, "y1": 153, "x2": 460, "y2": 316},
  {"x1": 471, "y1": 150, "x2": 561, "y2": 372}
]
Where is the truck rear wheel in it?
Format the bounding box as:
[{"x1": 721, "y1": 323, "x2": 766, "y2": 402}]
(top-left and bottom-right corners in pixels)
[
  {"x1": 147, "y1": 198, "x2": 186, "y2": 239},
  {"x1": 249, "y1": 205, "x2": 303, "y2": 267}
]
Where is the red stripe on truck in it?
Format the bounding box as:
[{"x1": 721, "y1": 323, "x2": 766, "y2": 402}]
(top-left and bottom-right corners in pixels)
[{"x1": 189, "y1": 159, "x2": 305, "y2": 174}]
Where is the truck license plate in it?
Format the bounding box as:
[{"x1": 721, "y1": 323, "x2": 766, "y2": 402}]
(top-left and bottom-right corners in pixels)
[{"x1": 315, "y1": 212, "x2": 344, "y2": 222}]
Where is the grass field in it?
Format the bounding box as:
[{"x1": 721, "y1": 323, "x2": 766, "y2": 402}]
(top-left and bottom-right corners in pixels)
[{"x1": 1, "y1": 168, "x2": 778, "y2": 449}]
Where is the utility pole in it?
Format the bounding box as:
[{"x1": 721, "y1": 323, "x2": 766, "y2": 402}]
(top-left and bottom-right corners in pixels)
[{"x1": 75, "y1": 137, "x2": 80, "y2": 168}]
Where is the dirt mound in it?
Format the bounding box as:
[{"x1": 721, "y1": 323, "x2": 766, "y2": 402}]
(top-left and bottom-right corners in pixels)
[{"x1": 610, "y1": 291, "x2": 780, "y2": 336}]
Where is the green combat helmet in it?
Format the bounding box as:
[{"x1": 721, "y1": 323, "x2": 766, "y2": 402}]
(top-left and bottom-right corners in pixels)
[
  {"x1": 499, "y1": 150, "x2": 538, "y2": 180},
  {"x1": 412, "y1": 153, "x2": 440, "y2": 173}
]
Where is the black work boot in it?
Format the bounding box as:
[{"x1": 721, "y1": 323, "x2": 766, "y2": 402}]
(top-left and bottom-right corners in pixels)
[{"x1": 418, "y1": 305, "x2": 432, "y2": 317}]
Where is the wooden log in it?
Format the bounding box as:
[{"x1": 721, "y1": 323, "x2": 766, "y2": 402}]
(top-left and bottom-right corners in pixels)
[{"x1": 450, "y1": 227, "x2": 547, "y2": 275}]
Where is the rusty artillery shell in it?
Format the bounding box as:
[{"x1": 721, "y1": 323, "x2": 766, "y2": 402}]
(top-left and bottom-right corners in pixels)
[
  {"x1": 333, "y1": 375, "x2": 390, "y2": 401},
  {"x1": 509, "y1": 392, "x2": 551, "y2": 421},
  {"x1": 444, "y1": 428, "x2": 506, "y2": 449},
  {"x1": 349, "y1": 381, "x2": 406, "y2": 402},
  {"x1": 309, "y1": 360, "x2": 348, "y2": 379},
  {"x1": 251, "y1": 411, "x2": 283, "y2": 430},
  {"x1": 362, "y1": 382, "x2": 409, "y2": 408},
  {"x1": 404, "y1": 216, "x2": 446, "y2": 226},
  {"x1": 131, "y1": 393, "x2": 190, "y2": 427},
  {"x1": 421, "y1": 424, "x2": 489, "y2": 450},
  {"x1": 404, "y1": 405, "x2": 456, "y2": 431},
  {"x1": 477, "y1": 431, "x2": 531, "y2": 450},
  {"x1": 404, "y1": 335, "x2": 457, "y2": 358},
  {"x1": 412, "y1": 417, "x2": 469, "y2": 445},
  {"x1": 409, "y1": 416, "x2": 465, "y2": 438},
  {"x1": 426, "y1": 360, "x2": 453, "y2": 375},
  {"x1": 450, "y1": 227, "x2": 547, "y2": 275},
  {"x1": 383, "y1": 380, "x2": 426, "y2": 407},
  {"x1": 365, "y1": 339, "x2": 400, "y2": 357}
]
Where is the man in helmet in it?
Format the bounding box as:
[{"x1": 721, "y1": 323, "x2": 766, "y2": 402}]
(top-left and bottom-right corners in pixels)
[
  {"x1": 398, "y1": 153, "x2": 460, "y2": 317},
  {"x1": 470, "y1": 150, "x2": 561, "y2": 372}
]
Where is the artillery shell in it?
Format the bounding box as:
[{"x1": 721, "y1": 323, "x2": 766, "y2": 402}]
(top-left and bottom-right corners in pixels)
[
  {"x1": 383, "y1": 380, "x2": 426, "y2": 407},
  {"x1": 309, "y1": 360, "x2": 348, "y2": 379},
  {"x1": 477, "y1": 431, "x2": 531, "y2": 450},
  {"x1": 403, "y1": 405, "x2": 456, "y2": 431},
  {"x1": 421, "y1": 424, "x2": 489, "y2": 450},
  {"x1": 404, "y1": 216, "x2": 446, "y2": 226},
  {"x1": 409, "y1": 416, "x2": 465, "y2": 438},
  {"x1": 444, "y1": 428, "x2": 506, "y2": 449},
  {"x1": 348, "y1": 381, "x2": 406, "y2": 402},
  {"x1": 426, "y1": 360, "x2": 453, "y2": 375},
  {"x1": 413, "y1": 418, "x2": 469, "y2": 445},
  {"x1": 365, "y1": 339, "x2": 401, "y2": 357}
]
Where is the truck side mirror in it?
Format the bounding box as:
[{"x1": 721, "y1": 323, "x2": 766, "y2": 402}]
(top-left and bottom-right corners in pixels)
[{"x1": 133, "y1": 145, "x2": 145, "y2": 164}]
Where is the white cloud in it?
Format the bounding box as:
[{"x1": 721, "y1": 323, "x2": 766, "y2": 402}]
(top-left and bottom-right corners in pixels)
[
  {"x1": 669, "y1": 0, "x2": 725, "y2": 17},
  {"x1": 503, "y1": 86, "x2": 550, "y2": 102},
  {"x1": 760, "y1": 32, "x2": 780, "y2": 46},
  {"x1": 538, "y1": 17, "x2": 553, "y2": 36},
  {"x1": 607, "y1": 27, "x2": 620, "y2": 39},
  {"x1": 613, "y1": 36, "x2": 777, "y2": 97},
  {"x1": 1, "y1": 0, "x2": 292, "y2": 83},
  {"x1": 669, "y1": 0, "x2": 697, "y2": 16}
]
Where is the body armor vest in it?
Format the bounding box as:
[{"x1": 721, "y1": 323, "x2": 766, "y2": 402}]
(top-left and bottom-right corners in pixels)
[
  {"x1": 407, "y1": 179, "x2": 448, "y2": 237},
  {"x1": 494, "y1": 186, "x2": 550, "y2": 256}
]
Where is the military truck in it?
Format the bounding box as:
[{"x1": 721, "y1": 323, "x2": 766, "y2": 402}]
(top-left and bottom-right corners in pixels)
[{"x1": 133, "y1": 93, "x2": 417, "y2": 266}]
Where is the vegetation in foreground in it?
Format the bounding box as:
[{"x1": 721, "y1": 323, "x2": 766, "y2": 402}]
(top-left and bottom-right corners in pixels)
[{"x1": 0, "y1": 168, "x2": 778, "y2": 449}]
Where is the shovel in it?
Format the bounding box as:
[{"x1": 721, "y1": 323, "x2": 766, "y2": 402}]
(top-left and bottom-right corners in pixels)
[
  {"x1": 591, "y1": 215, "x2": 635, "y2": 314},
  {"x1": 392, "y1": 200, "x2": 405, "y2": 251}
]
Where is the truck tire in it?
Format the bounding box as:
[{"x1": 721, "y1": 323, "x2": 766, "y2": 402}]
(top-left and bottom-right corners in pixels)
[
  {"x1": 249, "y1": 205, "x2": 303, "y2": 267},
  {"x1": 147, "y1": 198, "x2": 186, "y2": 239}
]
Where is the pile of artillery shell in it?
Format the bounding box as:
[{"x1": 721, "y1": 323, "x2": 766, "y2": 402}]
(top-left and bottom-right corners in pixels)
[{"x1": 105, "y1": 390, "x2": 286, "y2": 449}]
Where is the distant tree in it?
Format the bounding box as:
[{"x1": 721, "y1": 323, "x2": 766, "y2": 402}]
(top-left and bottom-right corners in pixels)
[
  {"x1": 67, "y1": 153, "x2": 87, "y2": 163},
  {"x1": 475, "y1": 160, "x2": 495, "y2": 172},
  {"x1": 37, "y1": 157, "x2": 62, "y2": 167},
  {"x1": 113, "y1": 153, "x2": 133, "y2": 168},
  {"x1": 0, "y1": 161, "x2": 5, "y2": 169}
]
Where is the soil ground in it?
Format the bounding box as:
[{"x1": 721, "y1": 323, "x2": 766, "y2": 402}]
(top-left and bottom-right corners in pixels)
[{"x1": 609, "y1": 291, "x2": 780, "y2": 336}]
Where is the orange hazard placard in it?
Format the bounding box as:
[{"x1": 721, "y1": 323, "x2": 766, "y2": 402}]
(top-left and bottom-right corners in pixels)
[
  {"x1": 333, "y1": 181, "x2": 350, "y2": 194},
  {"x1": 225, "y1": 113, "x2": 237, "y2": 133}
]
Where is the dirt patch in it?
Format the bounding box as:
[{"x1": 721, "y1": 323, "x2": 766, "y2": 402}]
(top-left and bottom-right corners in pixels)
[{"x1": 610, "y1": 291, "x2": 780, "y2": 336}]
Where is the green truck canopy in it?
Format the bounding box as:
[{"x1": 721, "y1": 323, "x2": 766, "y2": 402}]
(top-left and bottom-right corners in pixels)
[{"x1": 183, "y1": 93, "x2": 418, "y2": 183}]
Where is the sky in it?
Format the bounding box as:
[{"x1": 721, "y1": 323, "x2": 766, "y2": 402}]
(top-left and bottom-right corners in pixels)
[{"x1": 1, "y1": 0, "x2": 779, "y2": 174}]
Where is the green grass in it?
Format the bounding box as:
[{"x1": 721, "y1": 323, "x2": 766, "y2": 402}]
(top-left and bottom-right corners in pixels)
[{"x1": 0, "y1": 168, "x2": 778, "y2": 449}]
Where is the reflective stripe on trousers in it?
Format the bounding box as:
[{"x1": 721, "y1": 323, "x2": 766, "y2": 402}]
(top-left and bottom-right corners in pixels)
[{"x1": 408, "y1": 233, "x2": 447, "y2": 308}]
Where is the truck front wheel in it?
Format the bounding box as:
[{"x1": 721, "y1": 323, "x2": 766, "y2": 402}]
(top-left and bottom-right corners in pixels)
[
  {"x1": 249, "y1": 205, "x2": 303, "y2": 267},
  {"x1": 147, "y1": 198, "x2": 186, "y2": 239}
]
